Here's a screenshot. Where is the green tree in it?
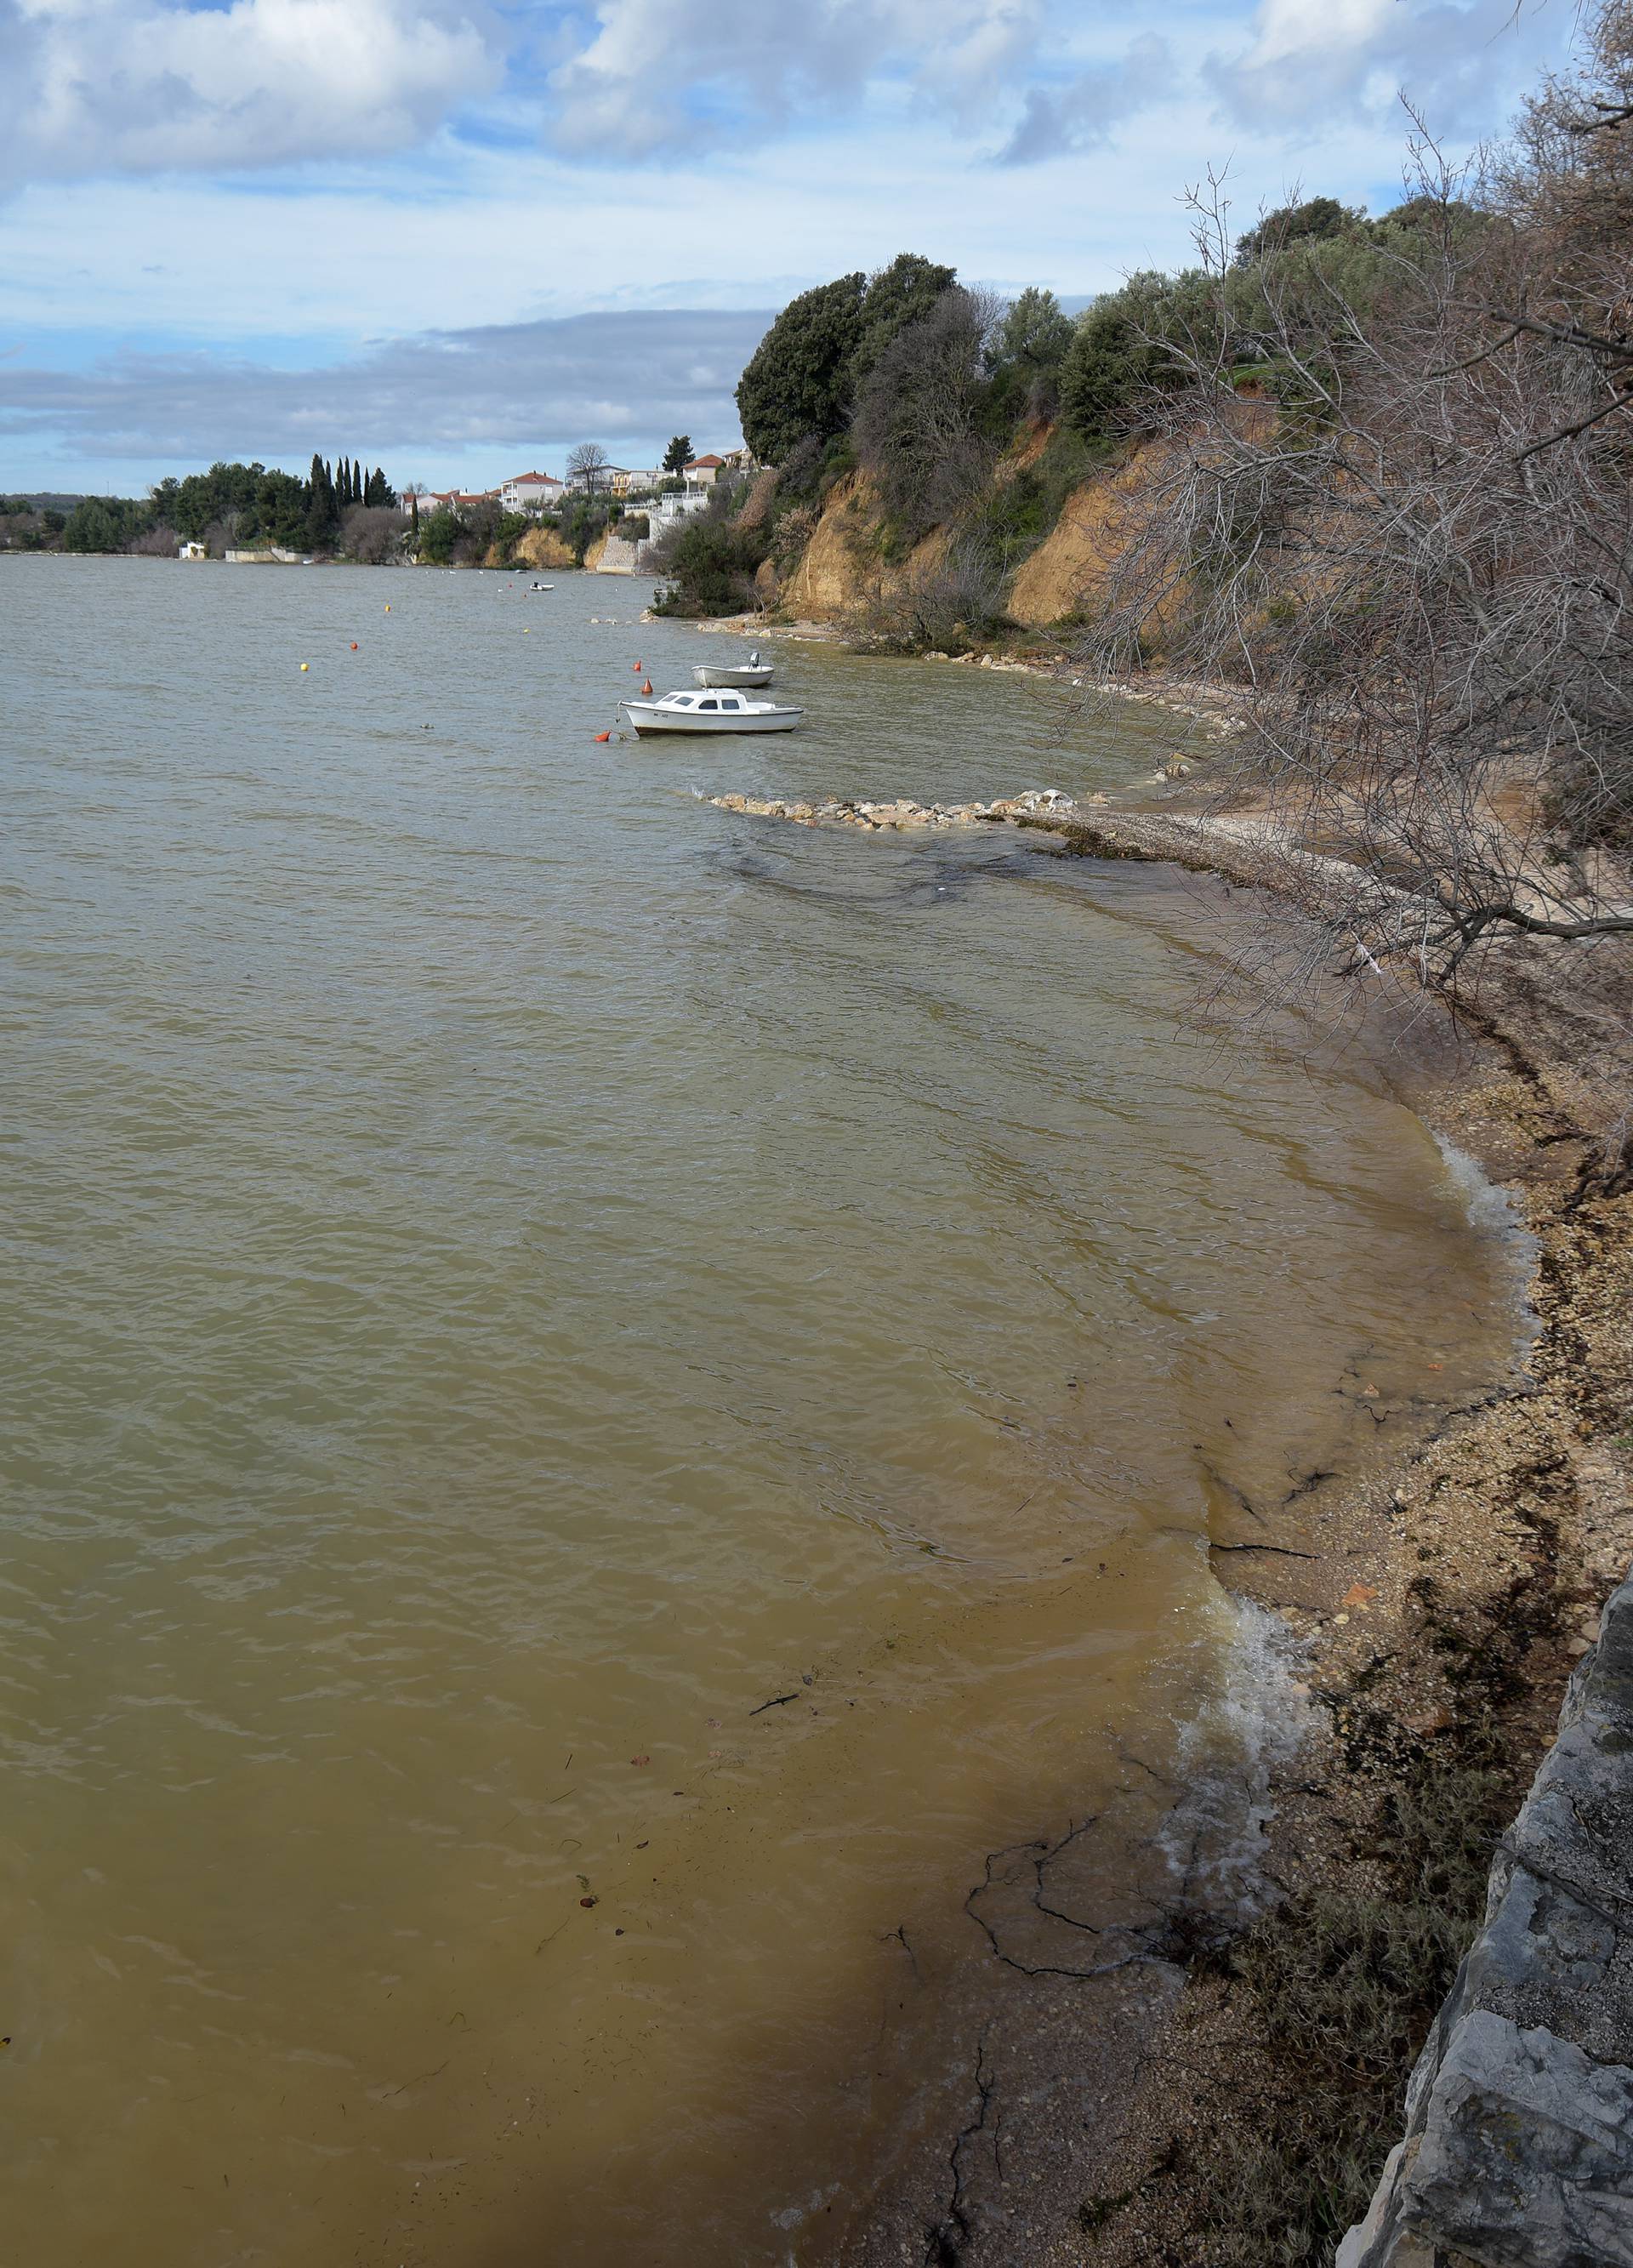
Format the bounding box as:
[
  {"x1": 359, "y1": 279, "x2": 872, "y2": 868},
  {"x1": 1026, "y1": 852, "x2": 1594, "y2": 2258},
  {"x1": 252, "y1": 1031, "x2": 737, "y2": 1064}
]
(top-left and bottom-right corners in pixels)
[
  {"x1": 417, "y1": 505, "x2": 458, "y2": 565},
  {"x1": 989, "y1": 286, "x2": 1074, "y2": 377},
  {"x1": 663, "y1": 434, "x2": 692, "y2": 474},
  {"x1": 651, "y1": 518, "x2": 769, "y2": 615},
  {"x1": 736, "y1": 271, "x2": 868, "y2": 462},
  {"x1": 1059, "y1": 272, "x2": 1216, "y2": 439},
  {"x1": 1233, "y1": 195, "x2": 1359, "y2": 267},
  {"x1": 305, "y1": 455, "x2": 337, "y2": 549},
  {"x1": 849, "y1": 252, "x2": 958, "y2": 389},
  {"x1": 62, "y1": 499, "x2": 121, "y2": 551},
  {"x1": 735, "y1": 255, "x2": 960, "y2": 465}
]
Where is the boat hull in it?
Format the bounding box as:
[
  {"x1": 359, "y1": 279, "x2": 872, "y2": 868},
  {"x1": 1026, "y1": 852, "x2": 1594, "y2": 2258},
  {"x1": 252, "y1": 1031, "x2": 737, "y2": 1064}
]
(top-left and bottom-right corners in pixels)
[
  {"x1": 623, "y1": 702, "x2": 803, "y2": 734},
  {"x1": 693, "y1": 664, "x2": 774, "y2": 688}
]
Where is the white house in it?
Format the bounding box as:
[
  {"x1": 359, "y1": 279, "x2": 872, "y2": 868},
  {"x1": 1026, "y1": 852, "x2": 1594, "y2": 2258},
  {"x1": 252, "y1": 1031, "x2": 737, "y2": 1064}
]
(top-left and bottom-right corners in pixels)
[
  {"x1": 500, "y1": 470, "x2": 565, "y2": 513},
  {"x1": 685, "y1": 453, "x2": 726, "y2": 490}
]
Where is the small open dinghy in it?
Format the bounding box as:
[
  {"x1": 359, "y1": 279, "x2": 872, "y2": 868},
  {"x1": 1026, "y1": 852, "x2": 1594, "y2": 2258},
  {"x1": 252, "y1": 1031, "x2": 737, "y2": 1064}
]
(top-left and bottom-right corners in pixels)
[
  {"x1": 693, "y1": 649, "x2": 773, "y2": 689},
  {"x1": 622, "y1": 688, "x2": 802, "y2": 735}
]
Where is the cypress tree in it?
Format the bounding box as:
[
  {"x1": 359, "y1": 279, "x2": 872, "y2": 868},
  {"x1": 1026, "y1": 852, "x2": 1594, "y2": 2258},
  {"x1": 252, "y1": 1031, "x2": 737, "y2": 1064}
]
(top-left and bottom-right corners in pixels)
[{"x1": 306, "y1": 455, "x2": 337, "y2": 548}]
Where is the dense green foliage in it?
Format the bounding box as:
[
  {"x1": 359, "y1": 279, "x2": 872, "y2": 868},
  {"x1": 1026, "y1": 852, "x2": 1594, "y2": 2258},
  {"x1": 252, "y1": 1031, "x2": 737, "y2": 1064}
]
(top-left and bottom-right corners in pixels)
[
  {"x1": 650, "y1": 515, "x2": 768, "y2": 616},
  {"x1": 1232, "y1": 194, "x2": 1358, "y2": 266},
  {"x1": 663, "y1": 435, "x2": 691, "y2": 473},
  {"x1": 2, "y1": 455, "x2": 406, "y2": 558},
  {"x1": 736, "y1": 272, "x2": 868, "y2": 464},
  {"x1": 982, "y1": 285, "x2": 1075, "y2": 424},
  {"x1": 735, "y1": 253, "x2": 955, "y2": 464},
  {"x1": 61, "y1": 496, "x2": 153, "y2": 552}
]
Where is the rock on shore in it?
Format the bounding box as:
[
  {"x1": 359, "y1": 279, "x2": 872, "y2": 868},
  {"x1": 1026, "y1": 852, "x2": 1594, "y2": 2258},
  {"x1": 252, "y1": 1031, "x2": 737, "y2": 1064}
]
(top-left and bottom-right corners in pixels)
[
  {"x1": 1337, "y1": 1566, "x2": 1633, "y2": 2268},
  {"x1": 703, "y1": 788, "x2": 1099, "y2": 829}
]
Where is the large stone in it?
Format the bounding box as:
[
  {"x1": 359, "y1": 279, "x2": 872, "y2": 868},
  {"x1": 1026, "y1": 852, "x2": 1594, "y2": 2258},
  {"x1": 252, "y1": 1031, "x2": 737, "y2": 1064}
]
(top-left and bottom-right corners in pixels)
[{"x1": 1339, "y1": 1571, "x2": 1633, "y2": 2265}]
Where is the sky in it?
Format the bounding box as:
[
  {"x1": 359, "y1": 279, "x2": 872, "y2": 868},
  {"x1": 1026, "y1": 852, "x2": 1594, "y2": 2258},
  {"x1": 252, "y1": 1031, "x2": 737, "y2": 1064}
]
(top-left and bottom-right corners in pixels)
[{"x1": 0, "y1": 0, "x2": 1579, "y2": 497}]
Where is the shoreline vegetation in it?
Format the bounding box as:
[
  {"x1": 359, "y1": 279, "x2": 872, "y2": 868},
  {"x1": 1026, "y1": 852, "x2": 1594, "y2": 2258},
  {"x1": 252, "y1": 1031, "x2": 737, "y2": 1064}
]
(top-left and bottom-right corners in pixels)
[
  {"x1": 684, "y1": 718, "x2": 1630, "y2": 2265},
  {"x1": 725, "y1": 779, "x2": 1631, "y2": 2264},
  {"x1": 665, "y1": 10, "x2": 1632, "y2": 2259}
]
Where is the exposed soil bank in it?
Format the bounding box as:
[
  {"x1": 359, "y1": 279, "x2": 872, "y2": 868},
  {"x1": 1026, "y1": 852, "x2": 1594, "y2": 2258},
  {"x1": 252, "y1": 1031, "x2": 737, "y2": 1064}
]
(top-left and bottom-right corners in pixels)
[{"x1": 710, "y1": 787, "x2": 1632, "y2": 2265}]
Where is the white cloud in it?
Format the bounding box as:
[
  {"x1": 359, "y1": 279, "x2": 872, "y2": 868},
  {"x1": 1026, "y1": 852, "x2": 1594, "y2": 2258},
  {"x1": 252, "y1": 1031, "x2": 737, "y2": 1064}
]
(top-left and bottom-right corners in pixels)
[
  {"x1": 994, "y1": 31, "x2": 1173, "y2": 162},
  {"x1": 0, "y1": 0, "x2": 501, "y2": 184},
  {"x1": 544, "y1": 0, "x2": 1048, "y2": 156},
  {"x1": 1208, "y1": 0, "x2": 1563, "y2": 133}
]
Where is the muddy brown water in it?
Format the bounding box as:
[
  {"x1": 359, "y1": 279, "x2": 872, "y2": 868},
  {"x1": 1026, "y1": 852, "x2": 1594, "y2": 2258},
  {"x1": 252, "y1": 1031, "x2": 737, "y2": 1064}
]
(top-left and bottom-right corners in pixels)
[{"x1": 1, "y1": 559, "x2": 1520, "y2": 2265}]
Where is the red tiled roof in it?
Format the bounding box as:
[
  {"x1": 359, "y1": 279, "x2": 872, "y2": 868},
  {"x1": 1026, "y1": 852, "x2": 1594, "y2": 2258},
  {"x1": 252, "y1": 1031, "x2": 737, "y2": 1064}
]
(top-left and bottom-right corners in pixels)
[{"x1": 687, "y1": 453, "x2": 725, "y2": 468}]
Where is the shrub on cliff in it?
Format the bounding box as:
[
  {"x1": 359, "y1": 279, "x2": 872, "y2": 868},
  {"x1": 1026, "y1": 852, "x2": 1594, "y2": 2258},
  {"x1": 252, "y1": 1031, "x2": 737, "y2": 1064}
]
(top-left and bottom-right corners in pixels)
[
  {"x1": 851, "y1": 287, "x2": 999, "y2": 550},
  {"x1": 736, "y1": 254, "x2": 958, "y2": 464},
  {"x1": 1082, "y1": 0, "x2": 1633, "y2": 987},
  {"x1": 650, "y1": 519, "x2": 770, "y2": 616},
  {"x1": 984, "y1": 285, "x2": 1076, "y2": 423},
  {"x1": 737, "y1": 273, "x2": 868, "y2": 464}
]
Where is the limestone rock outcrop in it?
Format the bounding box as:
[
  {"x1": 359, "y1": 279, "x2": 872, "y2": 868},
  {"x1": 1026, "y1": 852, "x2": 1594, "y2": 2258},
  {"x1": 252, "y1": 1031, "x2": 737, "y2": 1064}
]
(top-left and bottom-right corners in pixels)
[{"x1": 1337, "y1": 1569, "x2": 1633, "y2": 2267}]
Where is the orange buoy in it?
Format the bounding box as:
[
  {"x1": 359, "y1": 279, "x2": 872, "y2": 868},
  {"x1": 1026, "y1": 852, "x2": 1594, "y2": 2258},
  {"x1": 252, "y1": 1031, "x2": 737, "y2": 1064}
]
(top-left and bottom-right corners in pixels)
[
  {"x1": 593, "y1": 730, "x2": 612, "y2": 743},
  {"x1": 632, "y1": 659, "x2": 643, "y2": 672},
  {"x1": 640, "y1": 679, "x2": 653, "y2": 695},
  {"x1": 350, "y1": 641, "x2": 359, "y2": 651}
]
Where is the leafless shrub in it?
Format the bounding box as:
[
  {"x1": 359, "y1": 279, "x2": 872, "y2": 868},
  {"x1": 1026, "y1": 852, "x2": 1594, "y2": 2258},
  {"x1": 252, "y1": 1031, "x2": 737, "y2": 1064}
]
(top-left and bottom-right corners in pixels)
[
  {"x1": 127, "y1": 523, "x2": 181, "y2": 556},
  {"x1": 339, "y1": 504, "x2": 407, "y2": 565},
  {"x1": 852, "y1": 287, "x2": 1004, "y2": 548},
  {"x1": 837, "y1": 538, "x2": 1011, "y2": 654},
  {"x1": 1080, "y1": 45, "x2": 1633, "y2": 1004}
]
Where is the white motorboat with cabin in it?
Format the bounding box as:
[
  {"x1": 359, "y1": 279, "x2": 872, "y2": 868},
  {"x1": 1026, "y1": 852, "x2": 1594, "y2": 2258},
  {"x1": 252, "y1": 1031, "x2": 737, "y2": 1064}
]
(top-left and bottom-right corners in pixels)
[
  {"x1": 622, "y1": 688, "x2": 803, "y2": 735},
  {"x1": 693, "y1": 649, "x2": 774, "y2": 689}
]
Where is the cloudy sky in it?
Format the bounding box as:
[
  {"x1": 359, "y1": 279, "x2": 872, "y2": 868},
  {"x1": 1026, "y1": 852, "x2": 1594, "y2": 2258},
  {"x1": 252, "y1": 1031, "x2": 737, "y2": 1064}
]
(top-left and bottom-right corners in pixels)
[{"x1": 0, "y1": 0, "x2": 1575, "y2": 496}]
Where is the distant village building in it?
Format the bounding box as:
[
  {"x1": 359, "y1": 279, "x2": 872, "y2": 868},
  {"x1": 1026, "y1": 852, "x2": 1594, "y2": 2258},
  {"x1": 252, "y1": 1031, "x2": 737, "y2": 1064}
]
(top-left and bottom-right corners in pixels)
[
  {"x1": 416, "y1": 452, "x2": 748, "y2": 519},
  {"x1": 500, "y1": 470, "x2": 565, "y2": 512},
  {"x1": 177, "y1": 540, "x2": 208, "y2": 560}
]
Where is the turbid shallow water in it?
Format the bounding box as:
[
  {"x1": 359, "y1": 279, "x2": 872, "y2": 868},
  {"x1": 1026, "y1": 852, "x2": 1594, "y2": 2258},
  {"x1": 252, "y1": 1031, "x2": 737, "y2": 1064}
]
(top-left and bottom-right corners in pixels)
[{"x1": 2, "y1": 558, "x2": 1517, "y2": 2265}]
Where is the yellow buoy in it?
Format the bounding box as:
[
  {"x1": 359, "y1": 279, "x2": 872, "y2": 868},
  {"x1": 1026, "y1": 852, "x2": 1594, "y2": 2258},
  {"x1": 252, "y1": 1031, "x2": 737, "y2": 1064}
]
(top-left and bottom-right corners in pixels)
[
  {"x1": 300, "y1": 662, "x2": 309, "y2": 671},
  {"x1": 384, "y1": 604, "x2": 391, "y2": 613}
]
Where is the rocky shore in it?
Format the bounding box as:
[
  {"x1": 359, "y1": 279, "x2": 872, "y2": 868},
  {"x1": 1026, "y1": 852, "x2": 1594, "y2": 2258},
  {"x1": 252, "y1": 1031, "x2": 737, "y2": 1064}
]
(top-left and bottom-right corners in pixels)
[{"x1": 704, "y1": 772, "x2": 1633, "y2": 2265}]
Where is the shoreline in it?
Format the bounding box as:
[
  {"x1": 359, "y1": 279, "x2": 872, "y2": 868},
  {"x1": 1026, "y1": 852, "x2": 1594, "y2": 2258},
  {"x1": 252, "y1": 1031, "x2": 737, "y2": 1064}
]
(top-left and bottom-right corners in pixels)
[{"x1": 697, "y1": 772, "x2": 1631, "y2": 2259}]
